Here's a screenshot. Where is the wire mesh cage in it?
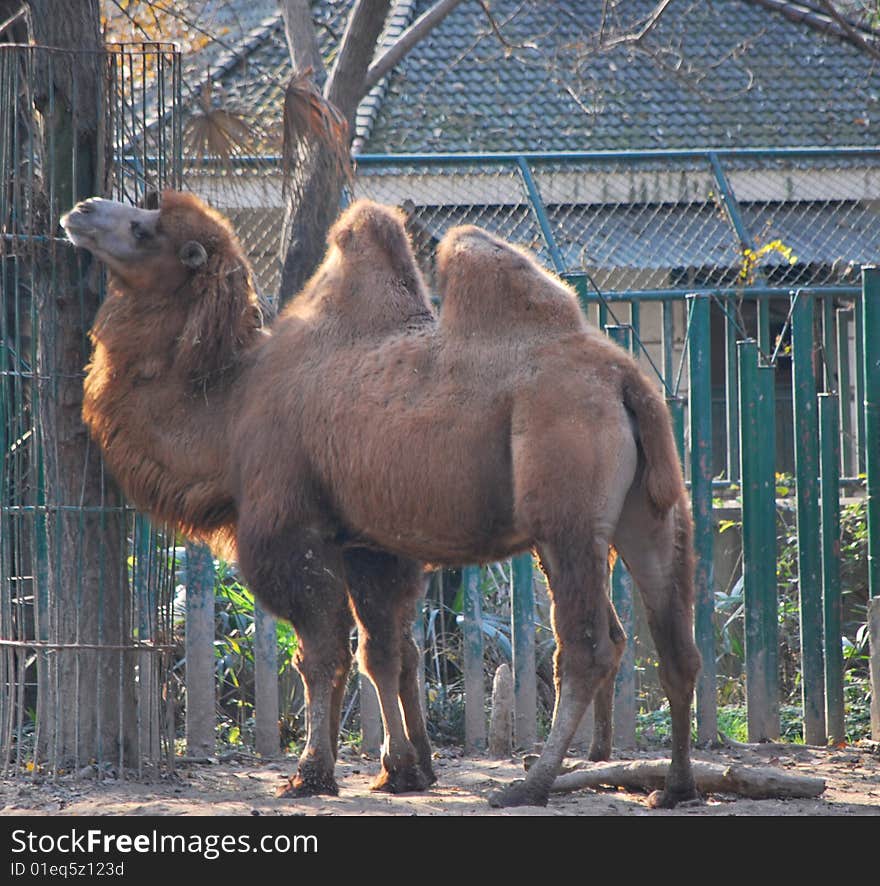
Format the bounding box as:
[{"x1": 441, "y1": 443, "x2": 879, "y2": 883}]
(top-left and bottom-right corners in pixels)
[{"x1": 0, "y1": 43, "x2": 182, "y2": 777}]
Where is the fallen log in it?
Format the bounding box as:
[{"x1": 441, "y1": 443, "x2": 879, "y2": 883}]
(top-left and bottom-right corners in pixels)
[{"x1": 546, "y1": 759, "x2": 825, "y2": 800}]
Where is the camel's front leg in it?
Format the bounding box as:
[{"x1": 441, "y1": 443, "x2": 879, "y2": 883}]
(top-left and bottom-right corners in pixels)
[
  {"x1": 344, "y1": 548, "x2": 434, "y2": 793},
  {"x1": 237, "y1": 523, "x2": 353, "y2": 797}
]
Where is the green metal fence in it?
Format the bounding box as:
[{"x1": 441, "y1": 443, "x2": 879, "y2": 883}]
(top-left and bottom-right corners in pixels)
[
  {"x1": 0, "y1": 43, "x2": 182, "y2": 776},
  {"x1": 179, "y1": 146, "x2": 880, "y2": 752}
]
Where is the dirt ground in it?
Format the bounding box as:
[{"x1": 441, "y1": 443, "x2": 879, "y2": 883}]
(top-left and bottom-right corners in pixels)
[{"x1": 2, "y1": 741, "x2": 879, "y2": 816}]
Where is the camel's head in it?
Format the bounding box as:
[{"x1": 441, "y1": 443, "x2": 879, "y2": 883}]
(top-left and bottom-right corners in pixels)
[
  {"x1": 63, "y1": 190, "x2": 261, "y2": 385},
  {"x1": 61, "y1": 190, "x2": 241, "y2": 293}
]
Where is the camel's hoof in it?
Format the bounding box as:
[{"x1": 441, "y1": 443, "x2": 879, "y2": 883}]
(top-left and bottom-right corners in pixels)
[
  {"x1": 275, "y1": 770, "x2": 339, "y2": 799},
  {"x1": 370, "y1": 764, "x2": 431, "y2": 794},
  {"x1": 646, "y1": 786, "x2": 702, "y2": 809},
  {"x1": 422, "y1": 763, "x2": 438, "y2": 786},
  {"x1": 487, "y1": 779, "x2": 549, "y2": 809}
]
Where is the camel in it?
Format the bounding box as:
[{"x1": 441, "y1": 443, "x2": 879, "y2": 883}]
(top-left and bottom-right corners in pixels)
[
  {"x1": 61, "y1": 190, "x2": 700, "y2": 808},
  {"x1": 62, "y1": 192, "x2": 434, "y2": 796}
]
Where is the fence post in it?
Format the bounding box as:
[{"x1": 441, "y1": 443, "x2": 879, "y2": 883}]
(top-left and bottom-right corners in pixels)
[
  {"x1": 819, "y1": 393, "x2": 844, "y2": 744},
  {"x1": 511, "y1": 553, "x2": 536, "y2": 750},
  {"x1": 133, "y1": 516, "x2": 159, "y2": 764},
  {"x1": 462, "y1": 565, "x2": 485, "y2": 753},
  {"x1": 791, "y1": 291, "x2": 827, "y2": 745},
  {"x1": 861, "y1": 266, "x2": 880, "y2": 740},
  {"x1": 611, "y1": 561, "x2": 636, "y2": 748},
  {"x1": 686, "y1": 293, "x2": 717, "y2": 746},
  {"x1": 254, "y1": 601, "x2": 279, "y2": 757},
  {"x1": 737, "y1": 339, "x2": 779, "y2": 740},
  {"x1": 856, "y1": 293, "x2": 867, "y2": 474},
  {"x1": 184, "y1": 541, "x2": 215, "y2": 757},
  {"x1": 836, "y1": 308, "x2": 854, "y2": 477},
  {"x1": 359, "y1": 675, "x2": 382, "y2": 755},
  {"x1": 725, "y1": 305, "x2": 740, "y2": 483},
  {"x1": 606, "y1": 325, "x2": 636, "y2": 746}
]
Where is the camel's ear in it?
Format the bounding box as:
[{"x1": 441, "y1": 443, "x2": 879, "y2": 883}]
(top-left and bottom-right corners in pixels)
[{"x1": 179, "y1": 240, "x2": 208, "y2": 269}]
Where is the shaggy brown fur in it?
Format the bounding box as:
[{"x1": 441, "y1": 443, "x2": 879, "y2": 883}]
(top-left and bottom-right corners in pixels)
[
  {"x1": 291, "y1": 199, "x2": 435, "y2": 336},
  {"x1": 64, "y1": 192, "x2": 700, "y2": 809},
  {"x1": 68, "y1": 192, "x2": 433, "y2": 796}
]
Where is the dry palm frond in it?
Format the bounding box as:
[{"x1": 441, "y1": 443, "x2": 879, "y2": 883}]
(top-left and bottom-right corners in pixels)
[
  {"x1": 184, "y1": 81, "x2": 259, "y2": 176},
  {"x1": 282, "y1": 67, "x2": 353, "y2": 187}
]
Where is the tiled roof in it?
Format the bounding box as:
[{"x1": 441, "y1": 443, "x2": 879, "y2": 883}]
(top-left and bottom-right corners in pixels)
[
  {"x1": 193, "y1": 0, "x2": 419, "y2": 151},
  {"x1": 366, "y1": 0, "x2": 880, "y2": 152}
]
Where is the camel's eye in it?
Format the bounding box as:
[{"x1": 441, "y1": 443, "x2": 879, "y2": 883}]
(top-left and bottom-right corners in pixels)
[{"x1": 131, "y1": 221, "x2": 152, "y2": 242}]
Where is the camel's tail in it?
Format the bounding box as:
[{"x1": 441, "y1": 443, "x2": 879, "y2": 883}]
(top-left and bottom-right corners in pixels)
[{"x1": 621, "y1": 365, "x2": 686, "y2": 516}]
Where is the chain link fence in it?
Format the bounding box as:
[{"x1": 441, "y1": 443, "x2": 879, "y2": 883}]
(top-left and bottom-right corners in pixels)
[
  {"x1": 0, "y1": 43, "x2": 182, "y2": 777},
  {"x1": 188, "y1": 148, "x2": 880, "y2": 306}
]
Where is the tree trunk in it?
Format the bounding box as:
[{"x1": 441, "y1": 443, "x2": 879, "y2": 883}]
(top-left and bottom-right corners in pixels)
[
  {"x1": 279, "y1": 146, "x2": 350, "y2": 302},
  {"x1": 277, "y1": 0, "x2": 392, "y2": 304},
  {"x1": 27, "y1": 0, "x2": 137, "y2": 770}
]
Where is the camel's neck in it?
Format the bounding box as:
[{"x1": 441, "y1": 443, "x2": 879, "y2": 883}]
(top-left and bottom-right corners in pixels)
[{"x1": 83, "y1": 292, "x2": 250, "y2": 551}]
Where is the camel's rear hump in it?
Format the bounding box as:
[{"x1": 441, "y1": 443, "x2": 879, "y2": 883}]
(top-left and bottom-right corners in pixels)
[{"x1": 436, "y1": 224, "x2": 586, "y2": 335}]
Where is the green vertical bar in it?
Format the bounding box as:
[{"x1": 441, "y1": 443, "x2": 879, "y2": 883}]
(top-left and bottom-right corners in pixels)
[
  {"x1": 606, "y1": 325, "x2": 631, "y2": 352},
  {"x1": 791, "y1": 291, "x2": 826, "y2": 744},
  {"x1": 725, "y1": 302, "x2": 740, "y2": 483},
  {"x1": 756, "y1": 361, "x2": 779, "y2": 727},
  {"x1": 611, "y1": 558, "x2": 635, "y2": 747},
  {"x1": 511, "y1": 554, "x2": 536, "y2": 749},
  {"x1": 856, "y1": 292, "x2": 867, "y2": 474},
  {"x1": 738, "y1": 340, "x2": 779, "y2": 740},
  {"x1": 629, "y1": 301, "x2": 640, "y2": 357},
  {"x1": 662, "y1": 299, "x2": 675, "y2": 385},
  {"x1": 598, "y1": 301, "x2": 609, "y2": 331},
  {"x1": 836, "y1": 308, "x2": 854, "y2": 478},
  {"x1": 667, "y1": 396, "x2": 686, "y2": 467},
  {"x1": 605, "y1": 323, "x2": 636, "y2": 739},
  {"x1": 822, "y1": 296, "x2": 837, "y2": 394},
  {"x1": 134, "y1": 515, "x2": 152, "y2": 637},
  {"x1": 462, "y1": 565, "x2": 485, "y2": 753},
  {"x1": 686, "y1": 294, "x2": 717, "y2": 745},
  {"x1": 758, "y1": 300, "x2": 771, "y2": 355},
  {"x1": 863, "y1": 267, "x2": 880, "y2": 600},
  {"x1": 819, "y1": 394, "x2": 844, "y2": 744}
]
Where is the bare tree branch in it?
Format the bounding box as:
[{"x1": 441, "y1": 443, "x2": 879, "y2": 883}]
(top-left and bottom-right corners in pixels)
[
  {"x1": 364, "y1": 0, "x2": 466, "y2": 91},
  {"x1": 595, "y1": 0, "x2": 675, "y2": 50},
  {"x1": 748, "y1": 0, "x2": 880, "y2": 61},
  {"x1": 325, "y1": 0, "x2": 393, "y2": 127},
  {"x1": 0, "y1": 5, "x2": 25, "y2": 38},
  {"x1": 815, "y1": 0, "x2": 880, "y2": 60},
  {"x1": 477, "y1": 0, "x2": 539, "y2": 52},
  {"x1": 277, "y1": 0, "x2": 325, "y2": 83}
]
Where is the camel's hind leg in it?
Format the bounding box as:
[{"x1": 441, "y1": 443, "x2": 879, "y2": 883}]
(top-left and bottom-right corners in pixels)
[
  {"x1": 613, "y1": 491, "x2": 701, "y2": 808},
  {"x1": 237, "y1": 525, "x2": 353, "y2": 797},
  {"x1": 489, "y1": 404, "x2": 636, "y2": 808},
  {"x1": 344, "y1": 548, "x2": 434, "y2": 793},
  {"x1": 490, "y1": 537, "x2": 624, "y2": 807},
  {"x1": 586, "y1": 598, "x2": 627, "y2": 762}
]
